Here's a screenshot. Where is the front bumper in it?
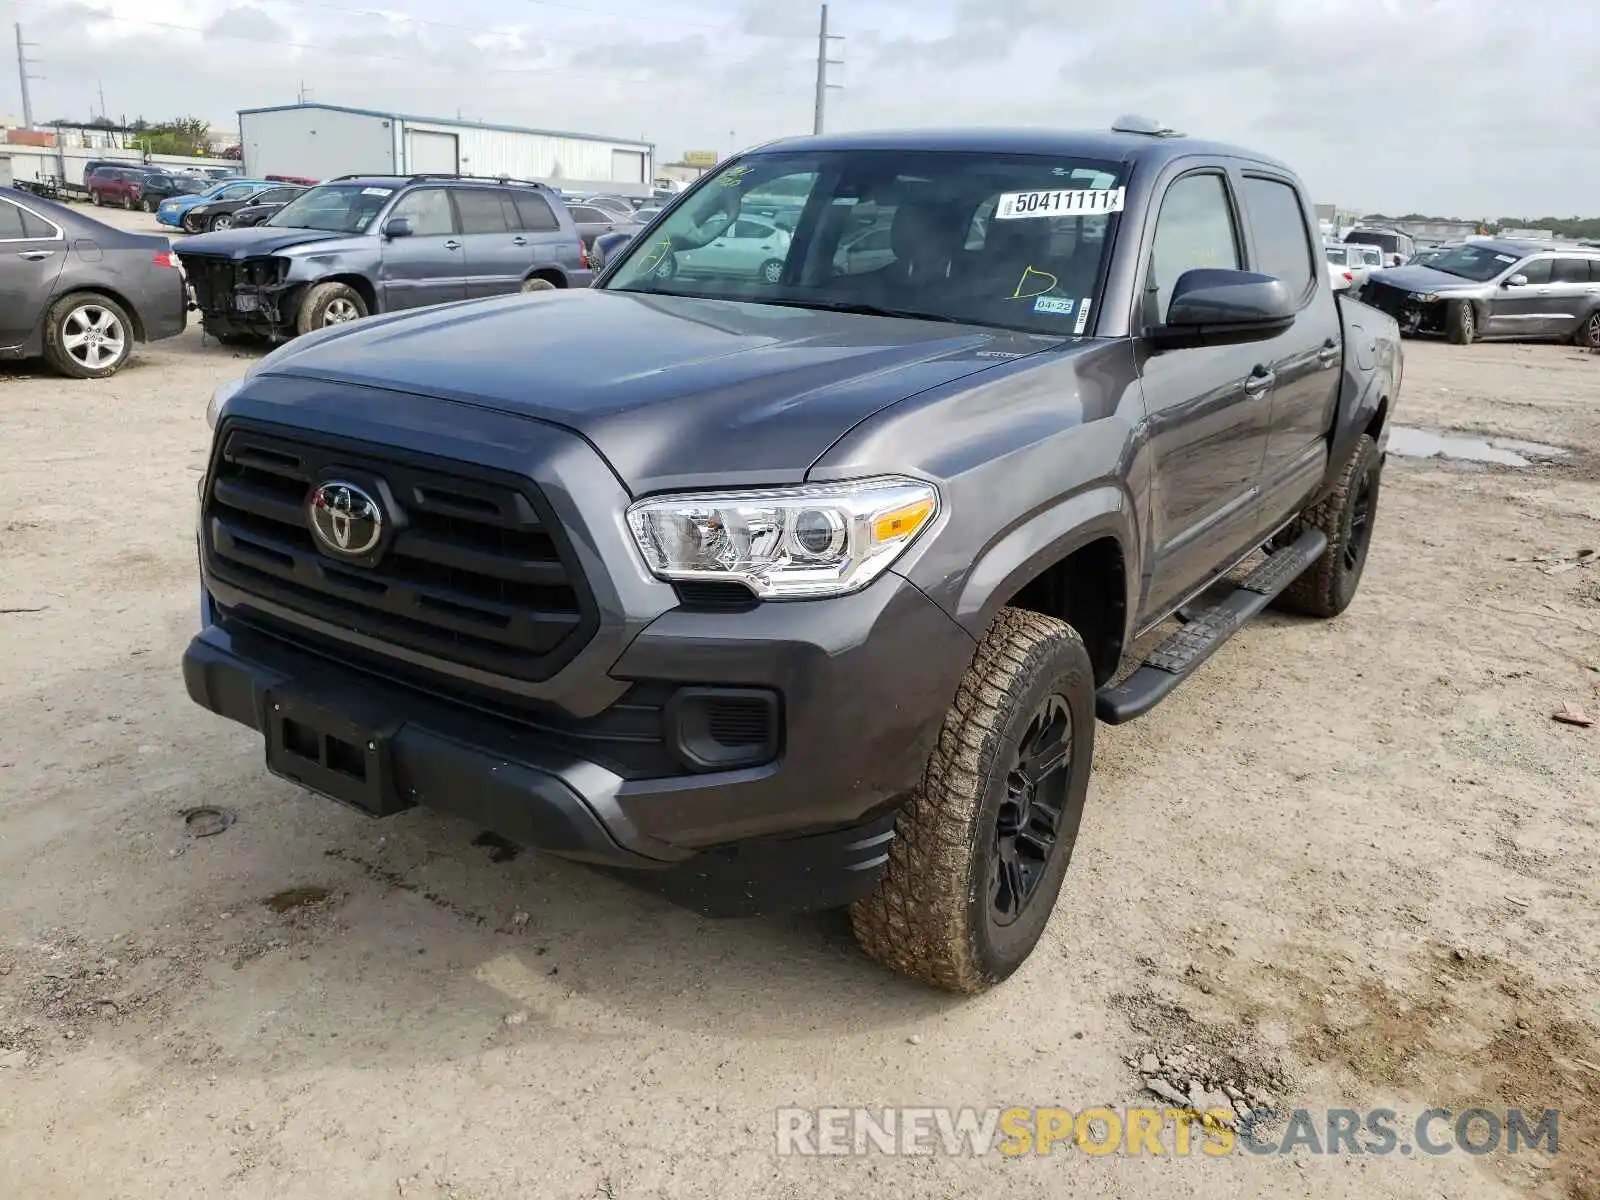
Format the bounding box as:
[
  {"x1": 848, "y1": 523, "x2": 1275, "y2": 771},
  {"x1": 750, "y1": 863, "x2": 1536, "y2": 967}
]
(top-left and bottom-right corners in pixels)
[{"x1": 184, "y1": 569, "x2": 975, "y2": 915}]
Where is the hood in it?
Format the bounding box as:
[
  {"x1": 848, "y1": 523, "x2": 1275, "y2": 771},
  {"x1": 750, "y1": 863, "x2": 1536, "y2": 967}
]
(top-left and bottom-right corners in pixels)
[
  {"x1": 175, "y1": 228, "x2": 347, "y2": 259},
  {"x1": 253, "y1": 289, "x2": 1061, "y2": 495},
  {"x1": 1368, "y1": 264, "x2": 1490, "y2": 294}
]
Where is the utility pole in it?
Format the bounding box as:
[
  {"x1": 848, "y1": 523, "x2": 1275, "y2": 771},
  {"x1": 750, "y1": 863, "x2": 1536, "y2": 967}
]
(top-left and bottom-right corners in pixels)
[
  {"x1": 96, "y1": 79, "x2": 107, "y2": 122},
  {"x1": 812, "y1": 4, "x2": 844, "y2": 135},
  {"x1": 15, "y1": 23, "x2": 42, "y2": 129}
]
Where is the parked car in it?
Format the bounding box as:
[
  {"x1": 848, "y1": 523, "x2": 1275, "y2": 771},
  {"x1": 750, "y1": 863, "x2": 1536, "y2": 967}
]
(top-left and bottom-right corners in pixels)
[
  {"x1": 1324, "y1": 243, "x2": 1379, "y2": 291},
  {"x1": 566, "y1": 201, "x2": 642, "y2": 251},
  {"x1": 155, "y1": 179, "x2": 276, "y2": 229},
  {"x1": 135, "y1": 171, "x2": 206, "y2": 211},
  {"x1": 1343, "y1": 226, "x2": 1415, "y2": 268},
  {"x1": 0, "y1": 186, "x2": 186, "y2": 377},
  {"x1": 568, "y1": 193, "x2": 635, "y2": 219},
  {"x1": 653, "y1": 214, "x2": 793, "y2": 283},
  {"x1": 834, "y1": 222, "x2": 897, "y2": 275},
  {"x1": 631, "y1": 206, "x2": 664, "y2": 224},
  {"x1": 181, "y1": 184, "x2": 307, "y2": 233},
  {"x1": 85, "y1": 165, "x2": 150, "y2": 210},
  {"x1": 188, "y1": 124, "x2": 1400, "y2": 992},
  {"x1": 229, "y1": 188, "x2": 307, "y2": 229},
  {"x1": 1360, "y1": 241, "x2": 1600, "y2": 347},
  {"x1": 175, "y1": 175, "x2": 592, "y2": 340}
]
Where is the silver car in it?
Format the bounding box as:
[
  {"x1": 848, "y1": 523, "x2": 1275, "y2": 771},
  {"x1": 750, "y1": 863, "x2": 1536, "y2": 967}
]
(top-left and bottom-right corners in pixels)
[{"x1": 1359, "y1": 240, "x2": 1600, "y2": 347}]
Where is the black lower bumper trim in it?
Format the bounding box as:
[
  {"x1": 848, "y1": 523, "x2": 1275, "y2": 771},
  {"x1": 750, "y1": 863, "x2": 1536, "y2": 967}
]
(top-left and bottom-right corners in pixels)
[{"x1": 182, "y1": 623, "x2": 901, "y2": 916}]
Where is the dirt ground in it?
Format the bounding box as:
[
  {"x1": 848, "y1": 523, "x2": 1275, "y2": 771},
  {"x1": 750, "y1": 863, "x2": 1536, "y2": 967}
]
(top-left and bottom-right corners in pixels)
[{"x1": 2, "y1": 234, "x2": 1598, "y2": 1199}]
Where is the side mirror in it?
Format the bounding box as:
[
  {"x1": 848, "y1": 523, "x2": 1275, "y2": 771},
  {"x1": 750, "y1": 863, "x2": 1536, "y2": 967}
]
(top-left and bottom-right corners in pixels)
[
  {"x1": 1154, "y1": 269, "x2": 1296, "y2": 347},
  {"x1": 1503, "y1": 274, "x2": 1528, "y2": 288},
  {"x1": 383, "y1": 216, "x2": 413, "y2": 239}
]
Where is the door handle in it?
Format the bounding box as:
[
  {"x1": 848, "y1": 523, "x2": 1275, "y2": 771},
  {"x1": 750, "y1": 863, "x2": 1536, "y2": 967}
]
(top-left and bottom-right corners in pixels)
[
  {"x1": 17, "y1": 249, "x2": 55, "y2": 261},
  {"x1": 1316, "y1": 339, "x2": 1339, "y2": 365},
  {"x1": 512, "y1": 236, "x2": 528, "y2": 246},
  {"x1": 443, "y1": 240, "x2": 461, "y2": 250},
  {"x1": 1243, "y1": 368, "x2": 1277, "y2": 395}
]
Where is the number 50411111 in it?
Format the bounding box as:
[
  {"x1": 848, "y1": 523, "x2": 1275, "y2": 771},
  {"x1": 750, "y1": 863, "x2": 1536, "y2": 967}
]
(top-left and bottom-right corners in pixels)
[{"x1": 997, "y1": 188, "x2": 1125, "y2": 220}]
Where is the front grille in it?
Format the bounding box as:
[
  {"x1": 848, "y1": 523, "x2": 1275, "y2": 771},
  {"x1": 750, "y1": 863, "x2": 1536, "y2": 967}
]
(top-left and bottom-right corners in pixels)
[
  {"x1": 1359, "y1": 280, "x2": 1406, "y2": 318},
  {"x1": 203, "y1": 422, "x2": 597, "y2": 682}
]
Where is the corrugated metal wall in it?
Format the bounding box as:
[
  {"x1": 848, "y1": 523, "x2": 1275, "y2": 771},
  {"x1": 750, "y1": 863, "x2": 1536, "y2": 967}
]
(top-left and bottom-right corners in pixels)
[
  {"x1": 241, "y1": 108, "x2": 396, "y2": 181},
  {"x1": 400, "y1": 120, "x2": 650, "y2": 188}
]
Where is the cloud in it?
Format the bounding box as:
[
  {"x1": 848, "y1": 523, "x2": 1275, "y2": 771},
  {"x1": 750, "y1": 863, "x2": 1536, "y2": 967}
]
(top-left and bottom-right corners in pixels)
[{"x1": 6, "y1": 0, "x2": 1596, "y2": 215}]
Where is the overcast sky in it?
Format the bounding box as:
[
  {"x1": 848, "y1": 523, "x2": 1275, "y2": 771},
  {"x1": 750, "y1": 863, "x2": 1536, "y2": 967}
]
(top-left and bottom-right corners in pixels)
[{"x1": 2, "y1": 0, "x2": 1594, "y2": 217}]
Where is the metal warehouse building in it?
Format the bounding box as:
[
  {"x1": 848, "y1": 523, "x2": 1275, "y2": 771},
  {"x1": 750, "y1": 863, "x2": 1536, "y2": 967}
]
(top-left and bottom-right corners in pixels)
[{"x1": 238, "y1": 102, "x2": 653, "y2": 195}]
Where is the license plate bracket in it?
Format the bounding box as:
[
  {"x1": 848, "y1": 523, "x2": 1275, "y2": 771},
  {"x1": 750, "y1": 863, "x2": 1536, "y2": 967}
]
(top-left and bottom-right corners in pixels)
[
  {"x1": 264, "y1": 689, "x2": 408, "y2": 817},
  {"x1": 232, "y1": 292, "x2": 261, "y2": 313}
]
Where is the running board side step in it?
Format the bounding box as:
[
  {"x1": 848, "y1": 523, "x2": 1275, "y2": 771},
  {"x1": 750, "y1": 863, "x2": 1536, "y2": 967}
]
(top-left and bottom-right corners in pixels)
[{"x1": 1094, "y1": 529, "x2": 1328, "y2": 725}]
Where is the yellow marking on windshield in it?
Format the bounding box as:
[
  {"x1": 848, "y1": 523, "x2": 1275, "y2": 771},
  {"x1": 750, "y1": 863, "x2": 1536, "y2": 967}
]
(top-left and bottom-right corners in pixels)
[{"x1": 1010, "y1": 265, "x2": 1059, "y2": 300}]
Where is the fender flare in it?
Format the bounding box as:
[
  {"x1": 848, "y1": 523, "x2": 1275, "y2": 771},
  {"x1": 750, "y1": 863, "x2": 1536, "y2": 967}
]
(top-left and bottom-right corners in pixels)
[{"x1": 951, "y1": 484, "x2": 1138, "y2": 641}]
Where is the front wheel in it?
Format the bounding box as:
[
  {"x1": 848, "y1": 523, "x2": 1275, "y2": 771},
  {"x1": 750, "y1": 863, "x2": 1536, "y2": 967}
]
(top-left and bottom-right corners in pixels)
[
  {"x1": 1272, "y1": 433, "x2": 1383, "y2": 618},
  {"x1": 143, "y1": 197, "x2": 158, "y2": 213},
  {"x1": 850, "y1": 609, "x2": 1097, "y2": 993},
  {"x1": 207, "y1": 213, "x2": 234, "y2": 232},
  {"x1": 182, "y1": 213, "x2": 205, "y2": 234},
  {"x1": 89, "y1": 191, "x2": 103, "y2": 207},
  {"x1": 295, "y1": 281, "x2": 368, "y2": 335},
  {"x1": 1446, "y1": 299, "x2": 1476, "y2": 345}
]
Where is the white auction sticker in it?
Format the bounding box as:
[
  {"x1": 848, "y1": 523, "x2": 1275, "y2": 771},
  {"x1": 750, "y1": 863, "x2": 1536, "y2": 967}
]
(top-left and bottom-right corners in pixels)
[
  {"x1": 1074, "y1": 298, "x2": 1093, "y2": 335},
  {"x1": 1494, "y1": 253, "x2": 1517, "y2": 263},
  {"x1": 361, "y1": 187, "x2": 394, "y2": 197},
  {"x1": 996, "y1": 187, "x2": 1125, "y2": 220}
]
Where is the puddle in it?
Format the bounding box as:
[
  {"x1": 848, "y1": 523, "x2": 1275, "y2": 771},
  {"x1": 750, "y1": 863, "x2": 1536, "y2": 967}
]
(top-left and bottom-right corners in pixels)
[{"x1": 1389, "y1": 426, "x2": 1568, "y2": 467}]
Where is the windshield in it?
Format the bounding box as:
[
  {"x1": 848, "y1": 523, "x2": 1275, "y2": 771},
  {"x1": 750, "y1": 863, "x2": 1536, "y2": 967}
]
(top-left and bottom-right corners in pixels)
[
  {"x1": 1426, "y1": 244, "x2": 1523, "y2": 282},
  {"x1": 264, "y1": 182, "x2": 395, "y2": 233},
  {"x1": 603, "y1": 149, "x2": 1126, "y2": 335}
]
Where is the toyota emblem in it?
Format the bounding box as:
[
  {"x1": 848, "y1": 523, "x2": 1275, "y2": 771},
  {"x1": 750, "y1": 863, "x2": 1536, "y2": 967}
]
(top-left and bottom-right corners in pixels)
[{"x1": 308, "y1": 481, "x2": 383, "y2": 558}]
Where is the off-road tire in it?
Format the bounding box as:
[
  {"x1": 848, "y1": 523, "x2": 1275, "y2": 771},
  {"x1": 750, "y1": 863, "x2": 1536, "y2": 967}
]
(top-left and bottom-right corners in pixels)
[
  {"x1": 42, "y1": 292, "x2": 134, "y2": 379},
  {"x1": 1272, "y1": 433, "x2": 1382, "y2": 619},
  {"x1": 1446, "y1": 299, "x2": 1476, "y2": 345},
  {"x1": 294, "y1": 282, "x2": 368, "y2": 335},
  {"x1": 521, "y1": 277, "x2": 557, "y2": 293},
  {"x1": 850, "y1": 608, "x2": 1096, "y2": 993},
  {"x1": 1575, "y1": 310, "x2": 1600, "y2": 350}
]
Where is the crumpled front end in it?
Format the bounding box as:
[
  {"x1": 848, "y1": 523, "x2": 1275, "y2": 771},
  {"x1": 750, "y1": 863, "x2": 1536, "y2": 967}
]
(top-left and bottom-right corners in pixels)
[{"x1": 179, "y1": 253, "x2": 298, "y2": 339}]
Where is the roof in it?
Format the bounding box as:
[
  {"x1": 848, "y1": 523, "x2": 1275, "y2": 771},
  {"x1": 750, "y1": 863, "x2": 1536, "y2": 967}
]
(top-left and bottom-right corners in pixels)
[
  {"x1": 236, "y1": 101, "x2": 652, "y2": 152},
  {"x1": 748, "y1": 127, "x2": 1292, "y2": 171},
  {"x1": 1475, "y1": 238, "x2": 1591, "y2": 257}
]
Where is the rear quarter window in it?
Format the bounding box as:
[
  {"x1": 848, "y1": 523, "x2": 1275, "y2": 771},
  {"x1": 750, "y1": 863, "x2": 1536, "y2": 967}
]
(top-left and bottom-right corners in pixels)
[{"x1": 513, "y1": 192, "x2": 559, "y2": 232}]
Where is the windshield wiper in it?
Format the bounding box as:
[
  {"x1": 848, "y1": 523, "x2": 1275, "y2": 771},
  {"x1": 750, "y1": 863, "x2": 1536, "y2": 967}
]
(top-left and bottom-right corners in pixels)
[{"x1": 758, "y1": 298, "x2": 983, "y2": 327}]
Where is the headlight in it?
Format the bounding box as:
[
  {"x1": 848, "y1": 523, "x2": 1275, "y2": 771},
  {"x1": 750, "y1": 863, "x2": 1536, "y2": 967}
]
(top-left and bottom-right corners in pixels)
[
  {"x1": 206, "y1": 376, "x2": 248, "y2": 429},
  {"x1": 1413, "y1": 292, "x2": 1438, "y2": 303},
  {"x1": 626, "y1": 476, "x2": 939, "y2": 599},
  {"x1": 190, "y1": 205, "x2": 210, "y2": 216}
]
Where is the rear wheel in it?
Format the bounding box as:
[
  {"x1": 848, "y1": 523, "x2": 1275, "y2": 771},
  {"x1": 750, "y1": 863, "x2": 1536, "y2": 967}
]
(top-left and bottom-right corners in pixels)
[
  {"x1": 124, "y1": 194, "x2": 138, "y2": 211},
  {"x1": 1575, "y1": 310, "x2": 1600, "y2": 350},
  {"x1": 759, "y1": 258, "x2": 784, "y2": 284},
  {"x1": 1446, "y1": 299, "x2": 1476, "y2": 345},
  {"x1": 520, "y1": 277, "x2": 557, "y2": 294},
  {"x1": 1272, "y1": 433, "x2": 1383, "y2": 618},
  {"x1": 850, "y1": 609, "x2": 1097, "y2": 993},
  {"x1": 295, "y1": 281, "x2": 368, "y2": 335},
  {"x1": 142, "y1": 197, "x2": 158, "y2": 213},
  {"x1": 42, "y1": 293, "x2": 134, "y2": 379}
]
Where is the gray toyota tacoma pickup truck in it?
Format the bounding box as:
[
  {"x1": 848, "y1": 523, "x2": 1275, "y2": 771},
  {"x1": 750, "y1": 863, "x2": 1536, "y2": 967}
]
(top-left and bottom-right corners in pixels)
[{"x1": 184, "y1": 122, "x2": 1401, "y2": 993}]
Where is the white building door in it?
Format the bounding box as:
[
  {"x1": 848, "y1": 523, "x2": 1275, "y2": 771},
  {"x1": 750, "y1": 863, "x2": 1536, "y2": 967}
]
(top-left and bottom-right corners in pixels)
[
  {"x1": 407, "y1": 130, "x2": 460, "y2": 175},
  {"x1": 610, "y1": 149, "x2": 645, "y2": 183}
]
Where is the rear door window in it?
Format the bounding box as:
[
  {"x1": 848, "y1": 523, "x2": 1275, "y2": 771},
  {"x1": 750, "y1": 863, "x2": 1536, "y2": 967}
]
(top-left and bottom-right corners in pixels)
[
  {"x1": 1551, "y1": 257, "x2": 1591, "y2": 284},
  {"x1": 454, "y1": 189, "x2": 509, "y2": 234},
  {"x1": 1240, "y1": 176, "x2": 1315, "y2": 298}
]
